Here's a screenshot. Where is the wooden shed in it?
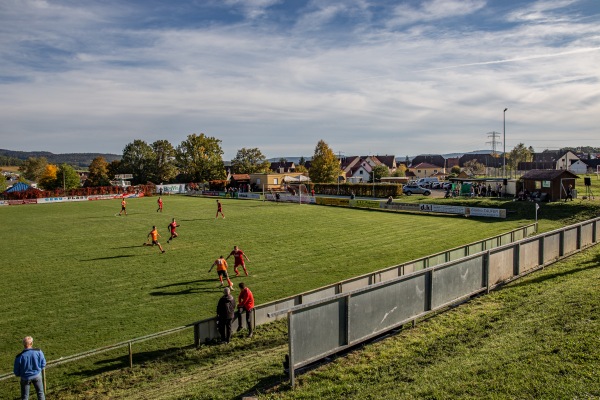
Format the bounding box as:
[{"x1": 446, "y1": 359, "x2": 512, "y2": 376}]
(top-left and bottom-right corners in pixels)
[{"x1": 520, "y1": 169, "x2": 579, "y2": 202}]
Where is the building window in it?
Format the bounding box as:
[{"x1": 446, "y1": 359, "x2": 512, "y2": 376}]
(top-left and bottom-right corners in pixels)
[
  {"x1": 273, "y1": 178, "x2": 278, "y2": 185},
  {"x1": 256, "y1": 179, "x2": 261, "y2": 185}
]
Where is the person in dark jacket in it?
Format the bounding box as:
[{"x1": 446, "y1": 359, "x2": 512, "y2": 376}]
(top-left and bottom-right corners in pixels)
[
  {"x1": 14, "y1": 336, "x2": 46, "y2": 400},
  {"x1": 216, "y1": 287, "x2": 236, "y2": 343}
]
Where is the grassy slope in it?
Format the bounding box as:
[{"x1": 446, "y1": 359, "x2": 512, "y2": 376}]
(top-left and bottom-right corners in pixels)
[{"x1": 1, "y1": 195, "x2": 533, "y2": 398}]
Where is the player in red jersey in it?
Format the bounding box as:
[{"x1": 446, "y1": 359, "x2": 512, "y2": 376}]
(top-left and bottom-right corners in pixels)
[
  {"x1": 226, "y1": 245, "x2": 250, "y2": 276},
  {"x1": 167, "y1": 218, "x2": 179, "y2": 243},
  {"x1": 157, "y1": 197, "x2": 163, "y2": 212},
  {"x1": 215, "y1": 199, "x2": 225, "y2": 219}
]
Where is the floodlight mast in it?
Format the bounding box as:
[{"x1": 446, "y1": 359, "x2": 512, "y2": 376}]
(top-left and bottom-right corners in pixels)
[{"x1": 503, "y1": 108, "x2": 508, "y2": 179}]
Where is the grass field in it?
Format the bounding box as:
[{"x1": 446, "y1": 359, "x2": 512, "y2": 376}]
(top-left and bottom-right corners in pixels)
[
  {"x1": 0, "y1": 198, "x2": 529, "y2": 368},
  {"x1": 1, "y1": 194, "x2": 597, "y2": 399}
]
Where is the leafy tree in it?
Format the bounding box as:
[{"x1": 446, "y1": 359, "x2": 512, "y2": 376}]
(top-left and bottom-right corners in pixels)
[
  {"x1": 451, "y1": 165, "x2": 461, "y2": 175},
  {"x1": 308, "y1": 140, "x2": 340, "y2": 183},
  {"x1": 370, "y1": 164, "x2": 390, "y2": 182},
  {"x1": 0, "y1": 173, "x2": 7, "y2": 192},
  {"x1": 393, "y1": 164, "x2": 407, "y2": 177},
  {"x1": 151, "y1": 140, "x2": 177, "y2": 183},
  {"x1": 121, "y1": 140, "x2": 156, "y2": 184},
  {"x1": 86, "y1": 156, "x2": 110, "y2": 187},
  {"x1": 508, "y1": 143, "x2": 533, "y2": 171},
  {"x1": 56, "y1": 163, "x2": 81, "y2": 190},
  {"x1": 20, "y1": 157, "x2": 48, "y2": 182},
  {"x1": 38, "y1": 164, "x2": 58, "y2": 190},
  {"x1": 176, "y1": 133, "x2": 225, "y2": 182},
  {"x1": 231, "y1": 148, "x2": 270, "y2": 174},
  {"x1": 299, "y1": 156, "x2": 306, "y2": 166},
  {"x1": 107, "y1": 160, "x2": 123, "y2": 180},
  {"x1": 295, "y1": 164, "x2": 308, "y2": 173},
  {"x1": 464, "y1": 159, "x2": 485, "y2": 176}
]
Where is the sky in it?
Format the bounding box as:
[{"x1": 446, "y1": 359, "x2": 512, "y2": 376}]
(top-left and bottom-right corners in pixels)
[{"x1": 1, "y1": 0, "x2": 599, "y2": 160}]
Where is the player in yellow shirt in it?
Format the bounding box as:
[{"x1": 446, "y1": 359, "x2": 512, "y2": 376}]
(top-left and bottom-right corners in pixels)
[
  {"x1": 143, "y1": 226, "x2": 165, "y2": 253},
  {"x1": 208, "y1": 255, "x2": 233, "y2": 289}
]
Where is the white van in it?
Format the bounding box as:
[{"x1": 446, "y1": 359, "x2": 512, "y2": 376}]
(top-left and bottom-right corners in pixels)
[{"x1": 416, "y1": 177, "x2": 439, "y2": 188}]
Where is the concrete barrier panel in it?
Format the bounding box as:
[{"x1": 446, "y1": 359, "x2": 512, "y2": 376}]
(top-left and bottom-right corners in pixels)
[
  {"x1": 291, "y1": 299, "x2": 346, "y2": 367},
  {"x1": 349, "y1": 275, "x2": 427, "y2": 342},
  {"x1": 581, "y1": 223, "x2": 594, "y2": 247},
  {"x1": 519, "y1": 240, "x2": 540, "y2": 272},
  {"x1": 431, "y1": 257, "x2": 484, "y2": 309},
  {"x1": 341, "y1": 276, "x2": 371, "y2": 292},
  {"x1": 378, "y1": 268, "x2": 401, "y2": 283},
  {"x1": 489, "y1": 247, "x2": 515, "y2": 285},
  {"x1": 543, "y1": 233, "x2": 560, "y2": 263},
  {"x1": 256, "y1": 298, "x2": 298, "y2": 324},
  {"x1": 468, "y1": 243, "x2": 484, "y2": 254},
  {"x1": 500, "y1": 233, "x2": 512, "y2": 245},
  {"x1": 449, "y1": 248, "x2": 467, "y2": 261},
  {"x1": 428, "y1": 253, "x2": 447, "y2": 267},
  {"x1": 563, "y1": 228, "x2": 578, "y2": 254},
  {"x1": 302, "y1": 286, "x2": 338, "y2": 303}
]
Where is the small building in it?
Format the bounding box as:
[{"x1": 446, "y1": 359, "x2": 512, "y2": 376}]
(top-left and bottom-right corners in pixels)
[
  {"x1": 409, "y1": 162, "x2": 444, "y2": 179},
  {"x1": 249, "y1": 172, "x2": 308, "y2": 191},
  {"x1": 520, "y1": 169, "x2": 579, "y2": 202}
]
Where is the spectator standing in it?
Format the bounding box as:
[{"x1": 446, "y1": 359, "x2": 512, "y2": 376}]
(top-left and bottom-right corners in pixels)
[
  {"x1": 14, "y1": 336, "x2": 46, "y2": 400},
  {"x1": 216, "y1": 288, "x2": 236, "y2": 344},
  {"x1": 565, "y1": 184, "x2": 573, "y2": 201},
  {"x1": 236, "y1": 282, "x2": 255, "y2": 338}
]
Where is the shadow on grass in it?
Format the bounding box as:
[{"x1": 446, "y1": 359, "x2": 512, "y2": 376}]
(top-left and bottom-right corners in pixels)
[
  {"x1": 154, "y1": 279, "x2": 214, "y2": 289},
  {"x1": 81, "y1": 254, "x2": 137, "y2": 261},
  {"x1": 149, "y1": 287, "x2": 217, "y2": 296}
]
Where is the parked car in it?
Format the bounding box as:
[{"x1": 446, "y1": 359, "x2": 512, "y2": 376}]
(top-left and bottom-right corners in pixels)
[
  {"x1": 431, "y1": 182, "x2": 442, "y2": 189},
  {"x1": 402, "y1": 183, "x2": 431, "y2": 196},
  {"x1": 416, "y1": 177, "x2": 439, "y2": 188},
  {"x1": 442, "y1": 182, "x2": 452, "y2": 190}
]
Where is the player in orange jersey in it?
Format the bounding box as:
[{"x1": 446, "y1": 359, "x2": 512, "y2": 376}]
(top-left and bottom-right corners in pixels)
[
  {"x1": 208, "y1": 255, "x2": 233, "y2": 289},
  {"x1": 144, "y1": 225, "x2": 165, "y2": 253},
  {"x1": 118, "y1": 198, "x2": 127, "y2": 216}
]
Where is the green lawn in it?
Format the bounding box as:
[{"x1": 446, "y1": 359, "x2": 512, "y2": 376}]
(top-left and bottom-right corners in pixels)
[{"x1": 1, "y1": 197, "x2": 527, "y2": 368}]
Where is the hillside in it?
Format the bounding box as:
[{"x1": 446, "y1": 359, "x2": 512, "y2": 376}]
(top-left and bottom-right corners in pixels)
[{"x1": 0, "y1": 149, "x2": 121, "y2": 168}]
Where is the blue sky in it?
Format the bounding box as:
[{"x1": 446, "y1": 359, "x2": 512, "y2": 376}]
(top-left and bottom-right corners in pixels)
[{"x1": 1, "y1": 0, "x2": 599, "y2": 160}]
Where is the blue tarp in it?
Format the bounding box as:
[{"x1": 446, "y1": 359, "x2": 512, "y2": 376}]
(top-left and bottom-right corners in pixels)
[{"x1": 4, "y1": 182, "x2": 31, "y2": 193}]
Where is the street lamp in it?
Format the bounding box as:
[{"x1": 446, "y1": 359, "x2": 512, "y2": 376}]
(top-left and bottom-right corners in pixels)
[{"x1": 503, "y1": 108, "x2": 508, "y2": 178}]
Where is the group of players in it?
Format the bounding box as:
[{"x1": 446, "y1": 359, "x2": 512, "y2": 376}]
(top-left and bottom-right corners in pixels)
[{"x1": 133, "y1": 196, "x2": 251, "y2": 289}]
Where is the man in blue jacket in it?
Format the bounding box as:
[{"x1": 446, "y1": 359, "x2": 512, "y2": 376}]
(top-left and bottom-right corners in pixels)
[{"x1": 14, "y1": 336, "x2": 46, "y2": 400}]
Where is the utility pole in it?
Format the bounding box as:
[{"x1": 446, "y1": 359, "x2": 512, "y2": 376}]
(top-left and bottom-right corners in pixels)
[{"x1": 486, "y1": 131, "x2": 502, "y2": 157}]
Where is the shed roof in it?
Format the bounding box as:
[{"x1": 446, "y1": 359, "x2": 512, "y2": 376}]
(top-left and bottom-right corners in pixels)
[{"x1": 521, "y1": 169, "x2": 579, "y2": 180}]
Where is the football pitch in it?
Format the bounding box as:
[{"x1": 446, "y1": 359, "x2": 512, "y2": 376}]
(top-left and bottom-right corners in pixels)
[{"x1": 0, "y1": 195, "x2": 529, "y2": 372}]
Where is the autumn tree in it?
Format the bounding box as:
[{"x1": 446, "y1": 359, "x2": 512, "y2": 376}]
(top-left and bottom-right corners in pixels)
[
  {"x1": 393, "y1": 164, "x2": 407, "y2": 177},
  {"x1": 231, "y1": 148, "x2": 270, "y2": 174},
  {"x1": 508, "y1": 143, "x2": 533, "y2": 171},
  {"x1": 38, "y1": 164, "x2": 58, "y2": 190},
  {"x1": 151, "y1": 140, "x2": 177, "y2": 183},
  {"x1": 0, "y1": 173, "x2": 7, "y2": 192},
  {"x1": 308, "y1": 140, "x2": 340, "y2": 183},
  {"x1": 20, "y1": 157, "x2": 48, "y2": 182},
  {"x1": 463, "y1": 159, "x2": 485, "y2": 176},
  {"x1": 176, "y1": 133, "x2": 225, "y2": 182},
  {"x1": 86, "y1": 156, "x2": 110, "y2": 187}
]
